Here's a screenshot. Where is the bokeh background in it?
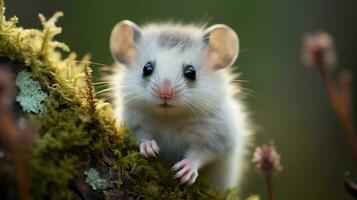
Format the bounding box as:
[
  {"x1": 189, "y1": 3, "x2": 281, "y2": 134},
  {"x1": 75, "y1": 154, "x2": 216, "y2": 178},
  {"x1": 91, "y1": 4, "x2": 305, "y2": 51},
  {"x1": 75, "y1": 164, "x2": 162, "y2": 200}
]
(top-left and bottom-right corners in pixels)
[{"x1": 6, "y1": 0, "x2": 357, "y2": 199}]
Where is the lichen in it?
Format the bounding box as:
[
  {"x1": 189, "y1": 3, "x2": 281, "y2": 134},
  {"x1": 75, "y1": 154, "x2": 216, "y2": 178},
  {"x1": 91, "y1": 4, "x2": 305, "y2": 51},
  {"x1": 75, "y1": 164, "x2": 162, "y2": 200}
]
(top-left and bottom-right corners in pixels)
[
  {"x1": 16, "y1": 71, "x2": 48, "y2": 113},
  {"x1": 84, "y1": 168, "x2": 118, "y2": 190}
]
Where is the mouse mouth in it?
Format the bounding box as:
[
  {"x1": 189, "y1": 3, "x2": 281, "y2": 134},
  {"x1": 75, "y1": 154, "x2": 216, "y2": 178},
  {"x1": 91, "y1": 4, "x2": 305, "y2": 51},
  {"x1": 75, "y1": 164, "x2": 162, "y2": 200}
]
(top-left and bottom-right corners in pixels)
[{"x1": 158, "y1": 102, "x2": 174, "y2": 108}]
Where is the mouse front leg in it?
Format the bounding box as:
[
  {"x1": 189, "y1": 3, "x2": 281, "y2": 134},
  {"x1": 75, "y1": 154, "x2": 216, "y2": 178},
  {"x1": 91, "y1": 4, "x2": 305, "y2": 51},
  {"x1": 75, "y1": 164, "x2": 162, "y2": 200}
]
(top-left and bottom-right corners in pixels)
[
  {"x1": 172, "y1": 155, "x2": 199, "y2": 185},
  {"x1": 172, "y1": 150, "x2": 213, "y2": 185},
  {"x1": 140, "y1": 139, "x2": 159, "y2": 158},
  {"x1": 132, "y1": 127, "x2": 160, "y2": 158}
]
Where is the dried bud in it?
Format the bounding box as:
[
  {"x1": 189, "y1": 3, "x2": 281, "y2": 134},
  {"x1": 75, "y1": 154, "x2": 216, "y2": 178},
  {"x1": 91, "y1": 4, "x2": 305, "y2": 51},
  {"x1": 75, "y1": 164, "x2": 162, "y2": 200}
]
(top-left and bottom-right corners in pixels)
[
  {"x1": 252, "y1": 144, "x2": 283, "y2": 175},
  {"x1": 302, "y1": 32, "x2": 336, "y2": 70}
]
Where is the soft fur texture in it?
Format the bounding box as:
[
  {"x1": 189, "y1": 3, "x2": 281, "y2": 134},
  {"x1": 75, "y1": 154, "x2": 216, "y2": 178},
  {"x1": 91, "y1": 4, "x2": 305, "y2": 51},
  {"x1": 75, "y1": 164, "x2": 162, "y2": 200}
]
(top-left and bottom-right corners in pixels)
[{"x1": 110, "y1": 21, "x2": 251, "y2": 190}]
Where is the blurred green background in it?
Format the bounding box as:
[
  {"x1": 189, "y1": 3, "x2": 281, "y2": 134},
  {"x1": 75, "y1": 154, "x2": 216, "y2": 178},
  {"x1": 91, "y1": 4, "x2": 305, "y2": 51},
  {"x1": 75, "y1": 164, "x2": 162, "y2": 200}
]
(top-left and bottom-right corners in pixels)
[{"x1": 6, "y1": 0, "x2": 357, "y2": 199}]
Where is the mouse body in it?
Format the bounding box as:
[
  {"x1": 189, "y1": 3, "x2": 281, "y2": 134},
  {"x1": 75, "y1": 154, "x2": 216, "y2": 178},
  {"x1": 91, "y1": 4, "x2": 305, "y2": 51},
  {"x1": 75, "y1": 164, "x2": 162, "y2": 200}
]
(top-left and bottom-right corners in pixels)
[{"x1": 109, "y1": 21, "x2": 251, "y2": 190}]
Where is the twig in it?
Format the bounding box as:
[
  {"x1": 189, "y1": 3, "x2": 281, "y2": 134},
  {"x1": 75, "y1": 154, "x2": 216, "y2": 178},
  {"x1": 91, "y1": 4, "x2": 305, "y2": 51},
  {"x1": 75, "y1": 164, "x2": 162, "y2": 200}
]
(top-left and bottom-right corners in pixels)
[{"x1": 318, "y1": 69, "x2": 357, "y2": 162}]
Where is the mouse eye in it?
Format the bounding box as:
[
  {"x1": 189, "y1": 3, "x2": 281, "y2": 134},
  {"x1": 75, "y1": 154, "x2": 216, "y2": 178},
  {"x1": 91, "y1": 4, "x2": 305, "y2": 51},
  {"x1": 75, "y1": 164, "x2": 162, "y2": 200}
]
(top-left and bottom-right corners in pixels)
[
  {"x1": 143, "y1": 62, "x2": 154, "y2": 76},
  {"x1": 183, "y1": 65, "x2": 196, "y2": 80}
]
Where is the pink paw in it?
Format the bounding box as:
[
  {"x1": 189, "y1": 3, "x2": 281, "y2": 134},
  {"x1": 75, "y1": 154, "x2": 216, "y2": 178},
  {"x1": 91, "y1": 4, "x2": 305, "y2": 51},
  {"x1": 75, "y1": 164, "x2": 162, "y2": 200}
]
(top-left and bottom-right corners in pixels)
[
  {"x1": 139, "y1": 140, "x2": 159, "y2": 158},
  {"x1": 172, "y1": 158, "x2": 198, "y2": 185}
]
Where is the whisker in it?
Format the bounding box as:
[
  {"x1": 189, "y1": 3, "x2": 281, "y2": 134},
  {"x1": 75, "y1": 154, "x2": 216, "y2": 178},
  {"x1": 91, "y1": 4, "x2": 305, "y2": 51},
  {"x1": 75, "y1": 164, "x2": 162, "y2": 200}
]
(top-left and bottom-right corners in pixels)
[
  {"x1": 103, "y1": 97, "x2": 114, "y2": 103},
  {"x1": 239, "y1": 47, "x2": 255, "y2": 53},
  {"x1": 123, "y1": 95, "x2": 143, "y2": 106},
  {"x1": 93, "y1": 81, "x2": 112, "y2": 85},
  {"x1": 232, "y1": 79, "x2": 250, "y2": 83},
  {"x1": 96, "y1": 88, "x2": 114, "y2": 95},
  {"x1": 181, "y1": 94, "x2": 220, "y2": 116},
  {"x1": 71, "y1": 60, "x2": 111, "y2": 68},
  {"x1": 95, "y1": 85, "x2": 111, "y2": 90}
]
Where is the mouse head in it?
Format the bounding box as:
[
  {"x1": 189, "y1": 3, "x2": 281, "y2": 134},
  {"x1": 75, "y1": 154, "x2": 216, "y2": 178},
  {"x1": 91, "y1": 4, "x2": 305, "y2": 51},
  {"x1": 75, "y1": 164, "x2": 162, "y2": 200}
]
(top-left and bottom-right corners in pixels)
[{"x1": 110, "y1": 20, "x2": 239, "y2": 115}]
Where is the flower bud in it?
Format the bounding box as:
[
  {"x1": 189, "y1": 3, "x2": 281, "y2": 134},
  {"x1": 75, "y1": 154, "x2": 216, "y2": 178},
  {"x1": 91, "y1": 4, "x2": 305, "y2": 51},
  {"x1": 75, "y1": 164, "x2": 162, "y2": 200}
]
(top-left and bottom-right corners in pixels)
[
  {"x1": 302, "y1": 32, "x2": 336, "y2": 70},
  {"x1": 252, "y1": 144, "x2": 283, "y2": 175}
]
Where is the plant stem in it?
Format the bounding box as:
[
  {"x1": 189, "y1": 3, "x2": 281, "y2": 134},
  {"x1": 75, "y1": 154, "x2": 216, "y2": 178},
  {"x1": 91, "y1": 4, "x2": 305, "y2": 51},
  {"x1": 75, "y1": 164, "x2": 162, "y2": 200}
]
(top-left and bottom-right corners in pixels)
[
  {"x1": 0, "y1": 0, "x2": 4, "y2": 30},
  {"x1": 266, "y1": 173, "x2": 274, "y2": 200},
  {"x1": 319, "y1": 69, "x2": 357, "y2": 162},
  {"x1": 84, "y1": 64, "x2": 96, "y2": 112},
  {"x1": 339, "y1": 111, "x2": 357, "y2": 161}
]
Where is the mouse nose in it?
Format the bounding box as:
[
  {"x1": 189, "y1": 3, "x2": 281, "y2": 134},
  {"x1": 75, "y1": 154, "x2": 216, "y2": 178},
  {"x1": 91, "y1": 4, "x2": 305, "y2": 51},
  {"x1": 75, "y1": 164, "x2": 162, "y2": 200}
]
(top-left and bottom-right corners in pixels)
[
  {"x1": 159, "y1": 87, "x2": 173, "y2": 99},
  {"x1": 159, "y1": 79, "x2": 173, "y2": 100}
]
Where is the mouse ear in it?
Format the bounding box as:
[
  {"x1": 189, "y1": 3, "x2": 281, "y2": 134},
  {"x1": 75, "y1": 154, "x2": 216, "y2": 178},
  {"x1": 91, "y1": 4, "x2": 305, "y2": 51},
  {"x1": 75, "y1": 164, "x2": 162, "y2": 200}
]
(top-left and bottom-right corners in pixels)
[
  {"x1": 203, "y1": 24, "x2": 239, "y2": 69},
  {"x1": 110, "y1": 20, "x2": 141, "y2": 65}
]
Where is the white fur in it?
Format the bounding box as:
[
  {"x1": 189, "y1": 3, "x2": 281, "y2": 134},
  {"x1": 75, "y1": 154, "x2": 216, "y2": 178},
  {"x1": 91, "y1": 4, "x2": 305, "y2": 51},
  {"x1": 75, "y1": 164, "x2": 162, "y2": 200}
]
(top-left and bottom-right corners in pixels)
[{"x1": 111, "y1": 23, "x2": 251, "y2": 190}]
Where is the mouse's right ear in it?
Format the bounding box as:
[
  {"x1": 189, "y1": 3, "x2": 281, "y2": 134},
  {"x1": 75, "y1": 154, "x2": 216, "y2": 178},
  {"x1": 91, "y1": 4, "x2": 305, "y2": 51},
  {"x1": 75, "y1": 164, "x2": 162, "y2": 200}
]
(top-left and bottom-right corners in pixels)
[
  {"x1": 203, "y1": 24, "x2": 239, "y2": 69},
  {"x1": 110, "y1": 20, "x2": 141, "y2": 65}
]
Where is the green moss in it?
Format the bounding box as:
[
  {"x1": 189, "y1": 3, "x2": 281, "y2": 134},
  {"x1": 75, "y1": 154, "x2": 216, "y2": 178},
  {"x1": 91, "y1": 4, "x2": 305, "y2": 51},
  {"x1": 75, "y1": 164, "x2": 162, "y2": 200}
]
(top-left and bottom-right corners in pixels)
[{"x1": 0, "y1": 1, "x2": 257, "y2": 199}]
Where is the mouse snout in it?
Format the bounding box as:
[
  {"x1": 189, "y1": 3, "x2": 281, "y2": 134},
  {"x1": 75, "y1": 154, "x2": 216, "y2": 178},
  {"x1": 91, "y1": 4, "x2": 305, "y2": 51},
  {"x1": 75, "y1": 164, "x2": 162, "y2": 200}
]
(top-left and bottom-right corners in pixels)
[
  {"x1": 159, "y1": 79, "x2": 173, "y2": 100},
  {"x1": 159, "y1": 87, "x2": 172, "y2": 99}
]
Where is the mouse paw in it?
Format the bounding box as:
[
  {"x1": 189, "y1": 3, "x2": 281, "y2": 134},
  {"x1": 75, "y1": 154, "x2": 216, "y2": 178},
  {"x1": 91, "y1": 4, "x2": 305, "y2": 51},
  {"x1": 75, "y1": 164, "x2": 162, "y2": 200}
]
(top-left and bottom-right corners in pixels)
[
  {"x1": 139, "y1": 140, "x2": 159, "y2": 158},
  {"x1": 172, "y1": 158, "x2": 198, "y2": 185}
]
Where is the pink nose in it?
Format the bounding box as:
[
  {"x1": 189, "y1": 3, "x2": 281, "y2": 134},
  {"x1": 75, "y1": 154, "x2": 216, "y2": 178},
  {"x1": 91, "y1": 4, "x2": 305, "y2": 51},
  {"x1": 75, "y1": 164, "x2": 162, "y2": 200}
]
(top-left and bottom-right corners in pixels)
[{"x1": 159, "y1": 87, "x2": 173, "y2": 99}]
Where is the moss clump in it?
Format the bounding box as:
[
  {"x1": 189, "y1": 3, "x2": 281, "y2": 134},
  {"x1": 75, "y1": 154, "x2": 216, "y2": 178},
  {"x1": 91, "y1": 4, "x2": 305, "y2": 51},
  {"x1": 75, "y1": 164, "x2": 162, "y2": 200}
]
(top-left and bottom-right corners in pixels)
[{"x1": 0, "y1": 1, "x2": 257, "y2": 199}]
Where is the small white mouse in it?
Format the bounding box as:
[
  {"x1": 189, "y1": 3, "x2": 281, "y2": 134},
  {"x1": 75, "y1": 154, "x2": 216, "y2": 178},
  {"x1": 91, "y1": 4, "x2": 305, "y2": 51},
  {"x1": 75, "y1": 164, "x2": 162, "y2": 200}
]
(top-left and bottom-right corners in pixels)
[{"x1": 109, "y1": 20, "x2": 251, "y2": 190}]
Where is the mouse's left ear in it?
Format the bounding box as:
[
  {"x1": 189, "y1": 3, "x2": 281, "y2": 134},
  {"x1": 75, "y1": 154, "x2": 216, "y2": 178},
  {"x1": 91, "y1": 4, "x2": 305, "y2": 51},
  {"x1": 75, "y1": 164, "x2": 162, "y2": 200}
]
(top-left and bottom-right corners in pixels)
[
  {"x1": 203, "y1": 24, "x2": 239, "y2": 69},
  {"x1": 110, "y1": 20, "x2": 141, "y2": 65}
]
